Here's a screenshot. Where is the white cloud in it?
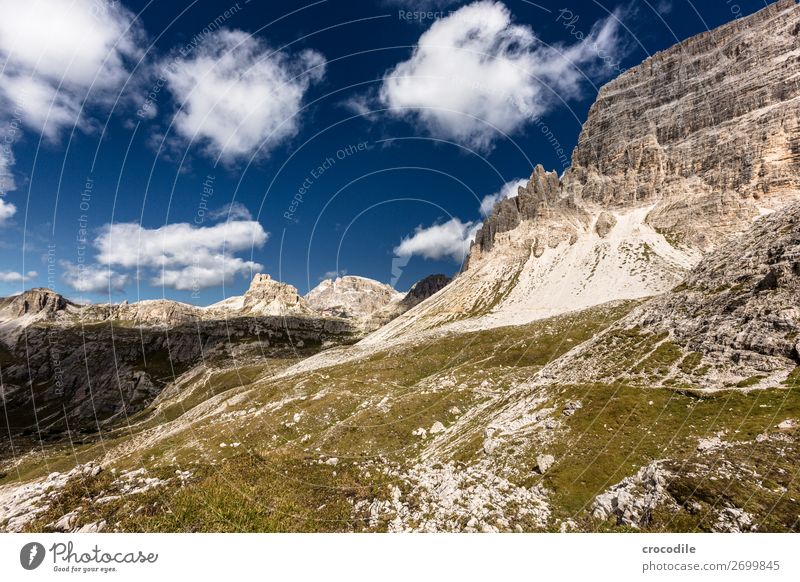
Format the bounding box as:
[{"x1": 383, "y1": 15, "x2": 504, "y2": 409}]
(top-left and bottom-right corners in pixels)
[
  {"x1": 0, "y1": 197, "x2": 16, "y2": 226},
  {"x1": 95, "y1": 219, "x2": 268, "y2": 290},
  {"x1": 0, "y1": 270, "x2": 37, "y2": 283},
  {"x1": 208, "y1": 201, "x2": 253, "y2": 222},
  {"x1": 379, "y1": 0, "x2": 623, "y2": 150},
  {"x1": 0, "y1": 0, "x2": 144, "y2": 139},
  {"x1": 152, "y1": 258, "x2": 261, "y2": 291},
  {"x1": 479, "y1": 178, "x2": 527, "y2": 216},
  {"x1": 60, "y1": 262, "x2": 128, "y2": 294},
  {"x1": 162, "y1": 29, "x2": 326, "y2": 162},
  {"x1": 394, "y1": 217, "x2": 480, "y2": 262},
  {"x1": 0, "y1": 148, "x2": 16, "y2": 196}
]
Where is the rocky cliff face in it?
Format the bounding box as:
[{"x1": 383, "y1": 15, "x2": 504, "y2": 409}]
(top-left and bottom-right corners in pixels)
[
  {"x1": 370, "y1": 1, "x2": 800, "y2": 344},
  {"x1": 566, "y1": 0, "x2": 800, "y2": 249},
  {"x1": 0, "y1": 288, "x2": 72, "y2": 318},
  {"x1": 470, "y1": 165, "x2": 589, "y2": 260},
  {"x1": 473, "y1": 0, "x2": 799, "y2": 257},
  {"x1": 305, "y1": 276, "x2": 403, "y2": 319},
  {"x1": 241, "y1": 274, "x2": 312, "y2": 316}
]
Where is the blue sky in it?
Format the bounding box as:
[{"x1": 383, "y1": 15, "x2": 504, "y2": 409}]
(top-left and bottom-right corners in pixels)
[{"x1": 0, "y1": 0, "x2": 774, "y2": 304}]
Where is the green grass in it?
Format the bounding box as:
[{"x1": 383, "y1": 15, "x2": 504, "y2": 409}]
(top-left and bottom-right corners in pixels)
[
  {"x1": 533, "y1": 382, "x2": 800, "y2": 530},
  {"x1": 24, "y1": 453, "x2": 394, "y2": 533}
]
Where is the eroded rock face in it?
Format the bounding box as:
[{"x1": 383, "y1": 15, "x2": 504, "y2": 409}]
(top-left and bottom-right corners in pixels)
[
  {"x1": 305, "y1": 276, "x2": 403, "y2": 319},
  {"x1": 469, "y1": 165, "x2": 589, "y2": 259},
  {"x1": 0, "y1": 288, "x2": 72, "y2": 319},
  {"x1": 630, "y1": 201, "x2": 800, "y2": 374},
  {"x1": 472, "y1": 0, "x2": 800, "y2": 260},
  {"x1": 241, "y1": 274, "x2": 312, "y2": 316},
  {"x1": 568, "y1": 0, "x2": 800, "y2": 248}
]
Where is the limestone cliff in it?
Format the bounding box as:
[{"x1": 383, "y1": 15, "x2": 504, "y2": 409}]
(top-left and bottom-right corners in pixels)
[{"x1": 370, "y1": 0, "x2": 800, "y2": 344}]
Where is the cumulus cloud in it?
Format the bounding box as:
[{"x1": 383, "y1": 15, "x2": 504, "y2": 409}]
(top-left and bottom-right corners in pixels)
[
  {"x1": 394, "y1": 217, "x2": 480, "y2": 262},
  {"x1": 162, "y1": 29, "x2": 326, "y2": 162},
  {"x1": 60, "y1": 262, "x2": 128, "y2": 294},
  {"x1": 0, "y1": 0, "x2": 144, "y2": 140},
  {"x1": 379, "y1": 0, "x2": 624, "y2": 150},
  {"x1": 479, "y1": 178, "x2": 527, "y2": 216},
  {"x1": 95, "y1": 219, "x2": 268, "y2": 290},
  {"x1": 0, "y1": 270, "x2": 37, "y2": 283},
  {"x1": 0, "y1": 197, "x2": 16, "y2": 227}
]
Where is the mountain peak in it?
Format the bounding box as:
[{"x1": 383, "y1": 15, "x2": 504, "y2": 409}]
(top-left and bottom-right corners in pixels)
[
  {"x1": 0, "y1": 287, "x2": 72, "y2": 319},
  {"x1": 242, "y1": 273, "x2": 310, "y2": 316},
  {"x1": 306, "y1": 275, "x2": 403, "y2": 319}
]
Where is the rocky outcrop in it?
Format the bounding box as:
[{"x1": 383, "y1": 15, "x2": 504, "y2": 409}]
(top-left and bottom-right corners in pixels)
[
  {"x1": 305, "y1": 276, "x2": 403, "y2": 319},
  {"x1": 592, "y1": 461, "x2": 676, "y2": 528},
  {"x1": 366, "y1": 274, "x2": 451, "y2": 328},
  {"x1": 399, "y1": 274, "x2": 450, "y2": 308},
  {"x1": 594, "y1": 212, "x2": 617, "y2": 238},
  {"x1": 0, "y1": 288, "x2": 72, "y2": 318},
  {"x1": 469, "y1": 165, "x2": 589, "y2": 259},
  {"x1": 628, "y1": 201, "x2": 800, "y2": 377},
  {"x1": 241, "y1": 274, "x2": 312, "y2": 316}
]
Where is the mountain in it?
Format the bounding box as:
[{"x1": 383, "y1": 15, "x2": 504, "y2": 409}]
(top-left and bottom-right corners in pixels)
[
  {"x1": 366, "y1": 0, "x2": 800, "y2": 345},
  {"x1": 1, "y1": 1, "x2": 799, "y2": 534},
  {"x1": 0, "y1": 288, "x2": 80, "y2": 341},
  {"x1": 305, "y1": 275, "x2": 404, "y2": 319},
  {"x1": 240, "y1": 274, "x2": 313, "y2": 316}
]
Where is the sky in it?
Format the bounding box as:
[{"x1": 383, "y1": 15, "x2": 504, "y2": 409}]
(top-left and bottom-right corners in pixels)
[{"x1": 0, "y1": 0, "x2": 777, "y2": 304}]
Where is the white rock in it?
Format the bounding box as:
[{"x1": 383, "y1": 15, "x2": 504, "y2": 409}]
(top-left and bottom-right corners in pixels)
[
  {"x1": 429, "y1": 421, "x2": 446, "y2": 434},
  {"x1": 51, "y1": 511, "x2": 79, "y2": 532},
  {"x1": 536, "y1": 454, "x2": 555, "y2": 474}
]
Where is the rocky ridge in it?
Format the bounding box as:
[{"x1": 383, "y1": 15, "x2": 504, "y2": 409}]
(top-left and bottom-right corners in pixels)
[{"x1": 362, "y1": 0, "x2": 800, "y2": 346}]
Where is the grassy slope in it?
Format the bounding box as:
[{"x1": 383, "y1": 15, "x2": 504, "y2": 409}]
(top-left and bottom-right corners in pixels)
[{"x1": 7, "y1": 299, "x2": 800, "y2": 532}]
